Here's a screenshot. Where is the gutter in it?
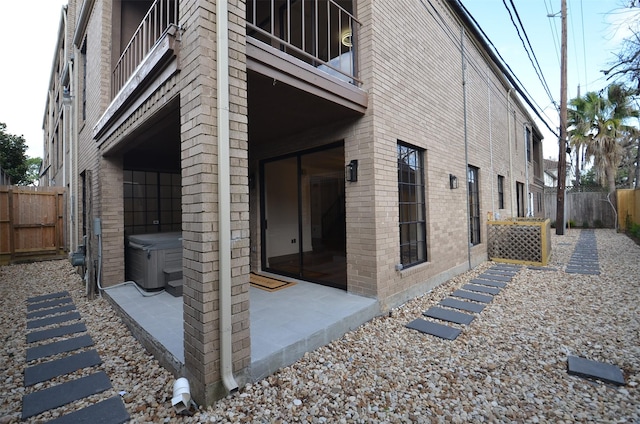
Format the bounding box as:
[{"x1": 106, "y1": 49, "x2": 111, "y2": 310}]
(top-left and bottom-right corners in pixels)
[
  {"x1": 216, "y1": 0, "x2": 239, "y2": 393},
  {"x1": 461, "y1": 27, "x2": 471, "y2": 270}
]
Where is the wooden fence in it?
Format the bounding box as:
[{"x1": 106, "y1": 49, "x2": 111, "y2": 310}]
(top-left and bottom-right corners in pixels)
[
  {"x1": 544, "y1": 190, "x2": 617, "y2": 228},
  {"x1": 617, "y1": 188, "x2": 640, "y2": 230},
  {"x1": 0, "y1": 186, "x2": 67, "y2": 265}
]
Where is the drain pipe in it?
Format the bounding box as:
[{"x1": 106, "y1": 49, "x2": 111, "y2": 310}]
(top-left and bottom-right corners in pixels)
[
  {"x1": 216, "y1": 0, "x2": 238, "y2": 393},
  {"x1": 507, "y1": 89, "x2": 515, "y2": 218},
  {"x1": 461, "y1": 28, "x2": 471, "y2": 270},
  {"x1": 487, "y1": 75, "x2": 495, "y2": 219}
]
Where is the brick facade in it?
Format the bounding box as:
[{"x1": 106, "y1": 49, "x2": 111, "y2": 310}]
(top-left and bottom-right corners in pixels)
[{"x1": 44, "y1": 0, "x2": 544, "y2": 407}]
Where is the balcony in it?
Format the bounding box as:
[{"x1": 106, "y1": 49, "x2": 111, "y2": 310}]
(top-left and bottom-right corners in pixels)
[
  {"x1": 245, "y1": 0, "x2": 368, "y2": 143},
  {"x1": 94, "y1": 0, "x2": 179, "y2": 140}
]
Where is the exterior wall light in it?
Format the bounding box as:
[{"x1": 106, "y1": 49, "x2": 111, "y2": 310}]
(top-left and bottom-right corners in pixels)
[
  {"x1": 341, "y1": 29, "x2": 353, "y2": 47},
  {"x1": 449, "y1": 174, "x2": 458, "y2": 189},
  {"x1": 346, "y1": 160, "x2": 358, "y2": 182}
]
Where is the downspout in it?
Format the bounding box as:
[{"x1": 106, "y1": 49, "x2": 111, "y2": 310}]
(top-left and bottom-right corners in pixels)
[
  {"x1": 217, "y1": 0, "x2": 239, "y2": 393},
  {"x1": 507, "y1": 89, "x2": 515, "y2": 217},
  {"x1": 487, "y1": 75, "x2": 495, "y2": 219},
  {"x1": 524, "y1": 125, "x2": 531, "y2": 216},
  {"x1": 461, "y1": 28, "x2": 471, "y2": 269}
]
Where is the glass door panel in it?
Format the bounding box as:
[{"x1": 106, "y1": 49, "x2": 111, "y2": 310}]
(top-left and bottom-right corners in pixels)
[{"x1": 263, "y1": 157, "x2": 301, "y2": 276}]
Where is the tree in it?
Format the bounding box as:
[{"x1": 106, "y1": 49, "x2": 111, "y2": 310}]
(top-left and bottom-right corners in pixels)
[
  {"x1": 566, "y1": 84, "x2": 639, "y2": 193},
  {"x1": 0, "y1": 122, "x2": 29, "y2": 185},
  {"x1": 25, "y1": 157, "x2": 43, "y2": 186},
  {"x1": 603, "y1": 2, "x2": 640, "y2": 93}
]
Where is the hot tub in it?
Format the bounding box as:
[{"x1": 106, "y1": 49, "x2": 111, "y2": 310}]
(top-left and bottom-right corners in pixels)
[{"x1": 125, "y1": 232, "x2": 182, "y2": 290}]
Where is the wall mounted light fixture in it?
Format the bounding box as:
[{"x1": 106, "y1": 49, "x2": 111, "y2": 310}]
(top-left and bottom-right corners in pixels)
[
  {"x1": 449, "y1": 174, "x2": 458, "y2": 189},
  {"x1": 346, "y1": 160, "x2": 358, "y2": 182}
]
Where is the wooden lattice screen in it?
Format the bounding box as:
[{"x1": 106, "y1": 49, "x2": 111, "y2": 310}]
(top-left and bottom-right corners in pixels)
[{"x1": 487, "y1": 218, "x2": 551, "y2": 266}]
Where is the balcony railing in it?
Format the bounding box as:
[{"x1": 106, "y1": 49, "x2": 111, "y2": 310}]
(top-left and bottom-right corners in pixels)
[
  {"x1": 246, "y1": 0, "x2": 360, "y2": 84},
  {"x1": 112, "y1": 0, "x2": 179, "y2": 98}
]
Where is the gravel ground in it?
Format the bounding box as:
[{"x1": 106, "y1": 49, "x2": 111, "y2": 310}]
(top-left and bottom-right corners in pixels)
[{"x1": 1, "y1": 229, "x2": 639, "y2": 423}]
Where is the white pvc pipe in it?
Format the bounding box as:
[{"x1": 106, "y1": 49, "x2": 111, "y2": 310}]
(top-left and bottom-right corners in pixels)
[{"x1": 216, "y1": 0, "x2": 239, "y2": 393}]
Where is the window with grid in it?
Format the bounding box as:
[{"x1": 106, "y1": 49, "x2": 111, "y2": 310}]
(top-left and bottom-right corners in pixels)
[
  {"x1": 497, "y1": 175, "x2": 505, "y2": 209},
  {"x1": 468, "y1": 166, "x2": 481, "y2": 245},
  {"x1": 398, "y1": 142, "x2": 427, "y2": 267}
]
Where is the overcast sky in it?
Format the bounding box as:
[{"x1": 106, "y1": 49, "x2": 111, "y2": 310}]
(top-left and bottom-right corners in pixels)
[
  {"x1": 0, "y1": 0, "x2": 67, "y2": 159},
  {"x1": 0, "y1": 0, "x2": 637, "y2": 161}
]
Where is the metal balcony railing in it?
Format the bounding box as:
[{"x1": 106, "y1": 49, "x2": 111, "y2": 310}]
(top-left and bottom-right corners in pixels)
[
  {"x1": 246, "y1": 0, "x2": 360, "y2": 84},
  {"x1": 112, "y1": 0, "x2": 179, "y2": 98}
]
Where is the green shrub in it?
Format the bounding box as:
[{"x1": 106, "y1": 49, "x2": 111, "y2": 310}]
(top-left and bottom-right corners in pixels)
[
  {"x1": 593, "y1": 219, "x2": 604, "y2": 228},
  {"x1": 631, "y1": 223, "x2": 640, "y2": 239},
  {"x1": 582, "y1": 221, "x2": 590, "y2": 228},
  {"x1": 567, "y1": 220, "x2": 577, "y2": 228}
]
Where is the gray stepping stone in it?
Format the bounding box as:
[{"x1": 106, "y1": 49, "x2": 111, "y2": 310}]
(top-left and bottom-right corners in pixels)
[
  {"x1": 471, "y1": 278, "x2": 507, "y2": 288},
  {"x1": 477, "y1": 273, "x2": 511, "y2": 282},
  {"x1": 451, "y1": 289, "x2": 493, "y2": 303},
  {"x1": 462, "y1": 284, "x2": 500, "y2": 295},
  {"x1": 24, "y1": 349, "x2": 102, "y2": 386},
  {"x1": 47, "y1": 396, "x2": 130, "y2": 424},
  {"x1": 567, "y1": 356, "x2": 625, "y2": 386},
  {"x1": 440, "y1": 297, "x2": 486, "y2": 313},
  {"x1": 26, "y1": 334, "x2": 94, "y2": 362},
  {"x1": 27, "y1": 297, "x2": 73, "y2": 312},
  {"x1": 27, "y1": 303, "x2": 76, "y2": 319},
  {"x1": 492, "y1": 264, "x2": 520, "y2": 270},
  {"x1": 423, "y1": 306, "x2": 475, "y2": 325},
  {"x1": 406, "y1": 318, "x2": 461, "y2": 340},
  {"x1": 21, "y1": 372, "x2": 112, "y2": 420},
  {"x1": 27, "y1": 312, "x2": 81, "y2": 329},
  {"x1": 566, "y1": 269, "x2": 600, "y2": 275},
  {"x1": 27, "y1": 322, "x2": 87, "y2": 343},
  {"x1": 27, "y1": 291, "x2": 70, "y2": 303}
]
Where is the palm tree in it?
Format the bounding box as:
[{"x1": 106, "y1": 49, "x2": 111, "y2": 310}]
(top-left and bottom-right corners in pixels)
[
  {"x1": 568, "y1": 92, "x2": 598, "y2": 188},
  {"x1": 569, "y1": 84, "x2": 639, "y2": 193}
]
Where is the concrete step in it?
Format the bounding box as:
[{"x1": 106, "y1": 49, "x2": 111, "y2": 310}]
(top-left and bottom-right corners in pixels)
[{"x1": 166, "y1": 279, "x2": 182, "y2": 297}]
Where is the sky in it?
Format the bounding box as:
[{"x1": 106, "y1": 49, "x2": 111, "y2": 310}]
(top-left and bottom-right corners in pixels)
[
  {"x1": 0, "y1": 0, "x2": 637, "y2": 161},
  {"x1": 461, "y1": 0, "x2": 640, "y2": 160},
  {"x1": 0, "y1": 0, "x2": 67, "y2": 159}
]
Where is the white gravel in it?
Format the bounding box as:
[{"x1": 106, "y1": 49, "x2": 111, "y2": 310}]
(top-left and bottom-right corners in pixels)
[{"x1": 1, "y1": 229, "x2": 639, "y2": 423}]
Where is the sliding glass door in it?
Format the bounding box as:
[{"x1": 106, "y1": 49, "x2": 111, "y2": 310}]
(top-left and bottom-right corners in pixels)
[{"x1": 261, "y1": 144, "x2": 346, "y2": 289}]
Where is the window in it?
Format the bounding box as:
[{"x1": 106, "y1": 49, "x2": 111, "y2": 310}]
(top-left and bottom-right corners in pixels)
[
  {"x1": 468, "y1": 166, "x2": 480, "y2": 245},
  {"x1": 497, "y1": 175, "x2": 505, "y2": 209},
  {"x1": 398, "y1": 142, "x2": 427, "y2": 267}
]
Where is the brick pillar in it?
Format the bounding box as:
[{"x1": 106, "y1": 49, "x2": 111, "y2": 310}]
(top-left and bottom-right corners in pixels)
[
  {"x1": 180, "y1": 0, "x2": 250, "y2": 405},
  {"x1": 98, "y1": 155, "x2": 125, "y2": 287}
]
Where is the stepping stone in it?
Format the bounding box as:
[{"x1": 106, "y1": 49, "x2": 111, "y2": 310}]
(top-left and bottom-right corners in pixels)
[
  {"x1": 440, "y1": 297, "x2": 486, "y2": 313},
  {"x1": 477, "y1": 273, "x2": 511, "y2": 282},
  {"x1": 27, "y1": 303, "x2": 76, "y2": 319},
  {"x1": 565, "y1": 269, "x2": 600, "y2": 275},
  {"x1": 451, "y1": 289, "x2": 493, "y2": 303},
  {"x1": 567, "y1": 356, "x2": 625, "y2": 386},
  {"x1": 27, "y1": 312, "x2": 81, "y2": 329},
  {"x1": 492, "y1": 264, "x2": 520, "y2": 270},
  {"x1": 27, "y1": 297, "x2": 73, "y2": 312},
  {"x1": 24, "y1": 349, "x2": 102, "y2": 386},
  {"x1": 462, "y1": 284, "x2": 500, "y2": 295},
  {"x1": 22, "y1": 372, "x2": 113, "y2": 420},
  {"x1": 27, "y1": 322, "x2": 87, "y2": 343},
  {"x1": 27, "y1": 291, "x2": 70, "y2": 303},
  {"x1": 423, "y1": 306, "x2": 475, "y2": 325},
  {"x1": 47, "y1": 396, "x2": 130, "y2": 424},
  {"x1": 485, "y1": 268, "x2": 517, "y2": 275},
  {"x1": 471, "y1": 278, "x2": 507, "y2": 288},
  {"x1": 26, "y1": 334, "x2": 94, "y2": 362},
  {"x1": 406, "y1": 318, "x2": 461, "y2": 340}
]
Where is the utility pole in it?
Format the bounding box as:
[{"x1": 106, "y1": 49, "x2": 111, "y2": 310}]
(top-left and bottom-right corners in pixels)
[{"x1": 555, "y1": 0, "x2": 568, "y2": 235}]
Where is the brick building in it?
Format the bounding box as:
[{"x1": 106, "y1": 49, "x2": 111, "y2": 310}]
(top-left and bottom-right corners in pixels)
[{"x1": 42, "y1": 0, "x2": 545, "y2": 405}]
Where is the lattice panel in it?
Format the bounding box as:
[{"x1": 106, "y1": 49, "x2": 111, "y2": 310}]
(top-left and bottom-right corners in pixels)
[{"x1": 488, "y1": 220, "x2": 550, "y2": 265}]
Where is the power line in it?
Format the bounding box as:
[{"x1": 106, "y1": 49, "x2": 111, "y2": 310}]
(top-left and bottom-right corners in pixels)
[{"x1": 503, "y1": 0, "x2": 556, "y2": 107}]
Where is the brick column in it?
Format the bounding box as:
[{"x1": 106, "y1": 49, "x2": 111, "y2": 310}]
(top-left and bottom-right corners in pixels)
[{"x1": 180, "y1": 0, "x2": 250, "y2": 405}]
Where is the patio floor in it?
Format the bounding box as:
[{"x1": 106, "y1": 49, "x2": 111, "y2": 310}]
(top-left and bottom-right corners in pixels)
[{"x1": 104, "y1": 274, "x2": 380, "y2": 381}]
